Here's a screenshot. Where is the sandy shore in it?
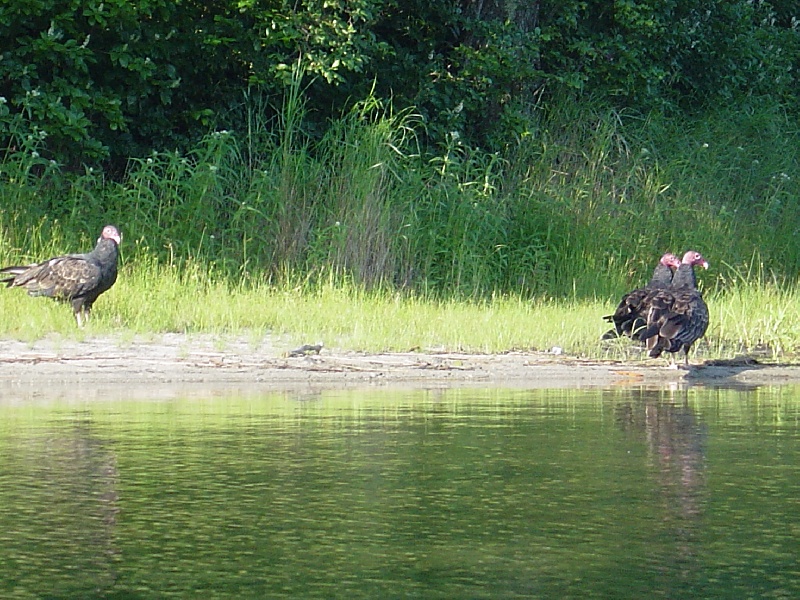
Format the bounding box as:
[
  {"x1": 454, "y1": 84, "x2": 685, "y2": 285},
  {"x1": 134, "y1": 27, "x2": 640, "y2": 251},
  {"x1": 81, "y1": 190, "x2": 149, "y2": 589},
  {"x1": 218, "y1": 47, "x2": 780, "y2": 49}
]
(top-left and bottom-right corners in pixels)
[{"x1": 1, "y1": 334, "x2": 799, "y2": 400}]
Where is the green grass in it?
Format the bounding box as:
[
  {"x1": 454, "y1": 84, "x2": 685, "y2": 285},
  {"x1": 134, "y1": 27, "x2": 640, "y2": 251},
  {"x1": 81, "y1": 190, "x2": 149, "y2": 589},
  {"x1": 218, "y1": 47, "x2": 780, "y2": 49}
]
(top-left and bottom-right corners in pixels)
[
  {"x1": 1, "y1": 258, "x2": 798, "y2": 361},
  {"x1": 1, "y1": 90, "x2": 799, "y2": 360},
  {"x1": 3, "y1": 91, "x2": 799, "y2": 298}
]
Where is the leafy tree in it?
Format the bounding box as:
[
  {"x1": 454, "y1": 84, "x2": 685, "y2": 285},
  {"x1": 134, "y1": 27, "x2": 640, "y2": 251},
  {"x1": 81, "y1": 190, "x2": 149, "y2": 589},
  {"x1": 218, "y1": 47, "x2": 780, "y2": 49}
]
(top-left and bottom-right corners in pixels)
[
  {"x1": 0, "y1": 0, "x2": 796, "y2": 167},
  {"x1": 0, "y1": 0, "x2": 384, "y2": 167}
]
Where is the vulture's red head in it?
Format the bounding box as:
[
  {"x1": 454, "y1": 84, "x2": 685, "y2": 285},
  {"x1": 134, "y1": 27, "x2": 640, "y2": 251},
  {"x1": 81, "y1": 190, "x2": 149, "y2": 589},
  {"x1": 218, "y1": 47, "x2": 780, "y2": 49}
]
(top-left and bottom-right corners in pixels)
[
  {"x1": 100, "y1": 225, "x2": 122, "y2": 245},
  {"x1": 682, "y1": 250, "x2": 708, "y2": 269},
  {"x1": 660, "y1": 253, "x2": 682, "y2": 270}
]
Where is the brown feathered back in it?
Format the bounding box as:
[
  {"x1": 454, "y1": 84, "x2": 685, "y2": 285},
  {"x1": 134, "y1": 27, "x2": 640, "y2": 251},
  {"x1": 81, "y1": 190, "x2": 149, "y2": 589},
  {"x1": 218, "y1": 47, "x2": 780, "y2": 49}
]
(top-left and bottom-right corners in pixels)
[{"x1": 602, "y1": 253, "x2": 681, "y2": 340}]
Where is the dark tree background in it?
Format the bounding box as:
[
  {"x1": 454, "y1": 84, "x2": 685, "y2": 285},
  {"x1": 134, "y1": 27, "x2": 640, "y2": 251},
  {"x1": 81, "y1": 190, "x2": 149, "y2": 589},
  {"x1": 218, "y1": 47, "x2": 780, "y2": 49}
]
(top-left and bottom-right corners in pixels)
[{"x1": 1, "y1": 0, "x2": 797, "y2": 168}]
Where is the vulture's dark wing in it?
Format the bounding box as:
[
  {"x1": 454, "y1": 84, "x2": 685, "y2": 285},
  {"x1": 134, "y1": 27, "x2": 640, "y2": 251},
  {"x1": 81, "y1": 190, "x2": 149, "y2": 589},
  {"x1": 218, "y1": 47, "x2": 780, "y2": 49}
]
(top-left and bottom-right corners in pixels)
[
  {"x1": 4, "y1": 254, "x2": 102, "y2": 301},
  {"x1": 602, "y1": 257, "x2": 678, "y2": 340},
  {"x1": 645, "y1": 289, "x2": 709, "y2": 357}
]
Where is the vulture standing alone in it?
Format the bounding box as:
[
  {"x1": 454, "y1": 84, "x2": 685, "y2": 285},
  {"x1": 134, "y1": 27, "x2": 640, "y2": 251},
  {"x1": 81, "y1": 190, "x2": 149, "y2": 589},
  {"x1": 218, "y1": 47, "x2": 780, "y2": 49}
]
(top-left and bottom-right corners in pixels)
[
  {"x1": 1, "y1": 225, "x2": 122, "y2": 326},
  {"x1": 602, "y1": 252, "x2": 682, "y2": 340},
  {"x1": 639, "y1": 250, "x2": 710, "y2": 366}
]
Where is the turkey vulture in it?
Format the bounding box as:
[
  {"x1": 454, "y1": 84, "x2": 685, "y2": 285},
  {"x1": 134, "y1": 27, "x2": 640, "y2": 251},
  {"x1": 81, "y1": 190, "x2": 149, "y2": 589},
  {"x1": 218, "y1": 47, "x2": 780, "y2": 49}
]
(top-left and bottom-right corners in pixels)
[
  {"x1": 602, "y1": 252, "x2": 681, "y2": 340},
  {"x1": 1, "y1": 225, "x2": 121, "y2": 326},
  {"x1": 640, "y1": 250, "x2": 710, "y2": 366}
]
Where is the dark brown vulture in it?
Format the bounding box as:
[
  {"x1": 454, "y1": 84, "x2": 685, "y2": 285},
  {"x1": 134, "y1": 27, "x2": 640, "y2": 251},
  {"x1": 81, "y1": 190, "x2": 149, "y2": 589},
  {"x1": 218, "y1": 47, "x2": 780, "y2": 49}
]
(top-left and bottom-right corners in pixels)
[
  {"x1": 602, "y1": 252, "x2": 681, "y2": 340},
  {"x1": 1, "y1": 225, "x2": 121, "y2": 326},
  {"x1": 640, "y1": 250, "x2": 710, "y2": 366}
]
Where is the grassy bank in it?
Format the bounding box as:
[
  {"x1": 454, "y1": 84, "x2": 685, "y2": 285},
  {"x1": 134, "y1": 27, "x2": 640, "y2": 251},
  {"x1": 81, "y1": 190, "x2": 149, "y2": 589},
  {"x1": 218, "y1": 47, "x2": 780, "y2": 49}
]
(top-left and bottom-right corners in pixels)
[
  {"x1": 0, "y1": 262, "x2": 798, "y2": 360},
  {"x1": 0, "y1": 92, "x2": 798, "y2": 359}
]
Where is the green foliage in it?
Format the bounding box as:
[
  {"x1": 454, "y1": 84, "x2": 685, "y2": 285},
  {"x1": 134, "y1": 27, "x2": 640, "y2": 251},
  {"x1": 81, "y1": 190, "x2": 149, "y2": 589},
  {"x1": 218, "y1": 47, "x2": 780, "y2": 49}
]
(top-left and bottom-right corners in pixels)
[
  {"x1": 2, "y1": 3, "x2": 798, "y2": 359},
  {"x1": 361, "y1": 0, "x2": 799, "y2": 150},
  {"x1": 365, "y1": 1, "x2": 547, "y2": 148},
  {"x1": 2, "y1": 0, "x2": 797, "y2": 166},
  {"x1": 0, "y1": 0, "x2": 176, "y2": 164},
  {"x1": 2, "y1": 86, "x2": 800, "y2": 359},
  {"x1": 0, "y1": 0, "x2": 386, "y2": 166},
  {"x1": 240, "y1": 0, "x2": 386, "y2": 85},
  {"x1": 2, "y1": 88, "x2": 799, "y2": 303}
]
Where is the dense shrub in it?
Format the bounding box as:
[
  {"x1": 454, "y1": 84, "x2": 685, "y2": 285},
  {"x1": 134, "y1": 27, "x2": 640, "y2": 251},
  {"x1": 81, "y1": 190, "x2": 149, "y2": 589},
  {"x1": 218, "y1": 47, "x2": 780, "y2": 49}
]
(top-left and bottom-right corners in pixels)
[
  {"x1": 0, "y1": 0, "x2": 383, "y2": 167},
  {"x1": 1, "y1": 0, "x2": 796, "y2": 168}
]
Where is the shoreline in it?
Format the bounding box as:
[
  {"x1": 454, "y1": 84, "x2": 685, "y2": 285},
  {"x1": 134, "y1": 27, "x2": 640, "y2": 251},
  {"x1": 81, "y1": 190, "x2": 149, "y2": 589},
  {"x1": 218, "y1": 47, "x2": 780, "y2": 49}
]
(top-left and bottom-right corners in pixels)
[{"x1": 1, "y1": 334, "x2": 799, "y2": 399}]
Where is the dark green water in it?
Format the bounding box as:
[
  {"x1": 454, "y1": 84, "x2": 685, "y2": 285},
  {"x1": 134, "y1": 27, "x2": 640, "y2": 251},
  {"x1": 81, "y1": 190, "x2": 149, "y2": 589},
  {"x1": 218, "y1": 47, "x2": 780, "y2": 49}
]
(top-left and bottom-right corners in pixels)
[{"x1": 1, "y1": 385, "x2": 799, "y2": 599}]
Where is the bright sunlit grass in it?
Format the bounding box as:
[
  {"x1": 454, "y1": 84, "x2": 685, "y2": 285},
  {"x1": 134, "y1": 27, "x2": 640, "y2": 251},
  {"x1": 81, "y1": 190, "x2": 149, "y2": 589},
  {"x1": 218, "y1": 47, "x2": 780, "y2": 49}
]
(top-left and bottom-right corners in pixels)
[
  {"x1": 1, "y1": 259, "x2": 797, "y2": 361},
  {"x1": 1, "y1": 94, "x2": 798, "y2": 362}
]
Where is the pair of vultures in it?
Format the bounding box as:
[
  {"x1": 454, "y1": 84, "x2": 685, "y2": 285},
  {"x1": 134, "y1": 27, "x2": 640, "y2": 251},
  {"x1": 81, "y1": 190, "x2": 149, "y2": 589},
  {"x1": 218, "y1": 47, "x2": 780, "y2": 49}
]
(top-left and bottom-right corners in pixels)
[
  {"x1": 1, "y1": 226, "x2": 709, "y2": 364},
  {"x1": 603, "y1": 250, "x2": 710, "y2": 365}
]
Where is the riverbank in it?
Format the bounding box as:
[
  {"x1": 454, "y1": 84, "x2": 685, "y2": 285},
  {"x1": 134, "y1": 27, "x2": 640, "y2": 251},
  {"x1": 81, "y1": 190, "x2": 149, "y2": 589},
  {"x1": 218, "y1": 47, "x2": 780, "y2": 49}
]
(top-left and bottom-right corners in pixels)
[{"x1": 1, "y1": 334, "x2": 798, "y2": 400}]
